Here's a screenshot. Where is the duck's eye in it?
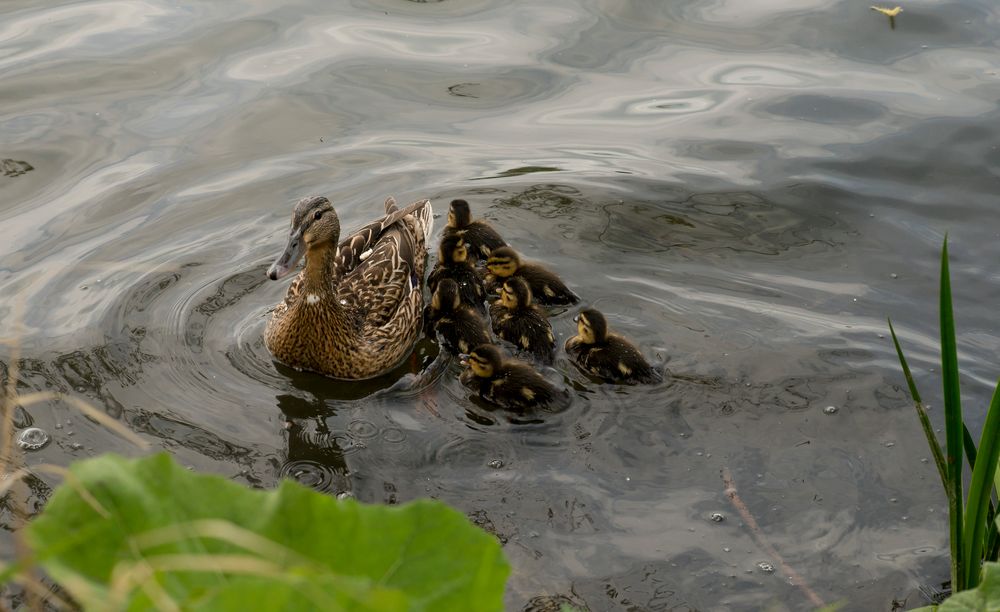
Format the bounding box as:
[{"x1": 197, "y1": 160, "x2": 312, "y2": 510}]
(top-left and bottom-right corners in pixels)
[{"x1": 314, "y1": 211, "x2": 323, "y2": 220}]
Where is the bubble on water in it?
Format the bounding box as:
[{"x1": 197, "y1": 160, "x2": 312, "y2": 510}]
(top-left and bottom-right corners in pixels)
[
  {"x1": 823, "y1": 405, "x2": 838, "y2": 415},
  {"x1": 921, "y1": 458, "x2": 929, "y2": 463},
  {"x1": 723, "y1": 547, "x2": 731, "y2": 552},
  {"x1": 336, "y1": 491, "x2": 354, "y2": 500},
  {"x1": 757, "y1": 561, "x2": 775, "y2": 574},
  {"x1": 889, "y1": 497, "x2": 898, "y2": 503},
  {"x1": 17, "y1": 427, "x2": 50, "y2": 451},
  {"x1": 884, "y1": 441, "x2": 895, "y2": 448},
  {"x1": 890, "y1": 273, "x2": 898, "y2": 279},
  {"x1": 70, "y1": 442, "x2": 83, "y2": 451},
  {"x1": 488, "y1": 459, "x2": 504, "y2": 469},
  {"x1": 710, "y1": 512, "x2": 725, "y2": 523}
]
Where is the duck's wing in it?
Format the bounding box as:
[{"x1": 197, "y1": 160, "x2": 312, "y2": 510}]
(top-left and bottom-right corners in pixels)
[
  {"x1": 338, "y1": 198, "x2": 432, "y2": 329},
  {"x1": 333, "y1": 197, "x2": 431, "y2": 276}
]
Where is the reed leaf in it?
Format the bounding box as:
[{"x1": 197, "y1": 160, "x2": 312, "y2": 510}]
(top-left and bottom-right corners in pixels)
[
  {"x1": 939, "y1": 236, "x2": 966, "y2": 590},
  {"x1": 888, "y1": 319, "x2": 950, "y2": 498},
  {"x1": 962, "y1": 381, "x2": 1000, "y2": 588}
]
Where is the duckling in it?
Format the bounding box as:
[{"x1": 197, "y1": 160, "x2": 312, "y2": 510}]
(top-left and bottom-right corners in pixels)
[
  {"x1": 424, "y1": 278, "x2": 492, "y2": 355},
  {"x1": 427, "y1": 234, "x2": 487, "y2": 313},
  {"x1": 485, "y1": 246, "x2": 578, "y2": 305},
  {"x1": 565, "y1": 308, "x2": 661, "y2": 384},
  {"x1": 441, "y1": 199, "x2": 507, "y2": 261},
  {"x1": 489, "y1": 277, "x2": 555, "y2": 363},
  {"x1": 459, "y1": 344, "x2": 561, "y2": 411}
]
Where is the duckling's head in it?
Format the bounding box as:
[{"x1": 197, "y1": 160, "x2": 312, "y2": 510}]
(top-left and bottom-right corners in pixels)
[
  {"x1": 466, "y1": 344, "x2": 502, "y2": 378},
  {"x1": 439, "y1": 235, "x2": 469, "y2": 264},
  {"x1": 500, "y1": 277, "x2": 532, "y2": 309},
  {"x1": 448, "y1": 199, "x2": 471, "y2": 228},
  {"x1": 486, "y1": 246, "x2": 520, "y2": 278},
  {"x1": 432, "y1": 278, "x2": 462, "y2": 312},
  {"x1": 574, "y1": 308, "x2": 608, "y2": 345},
  {"x1": 268, "y1": 195, "x2": 339, "y2": 280}
]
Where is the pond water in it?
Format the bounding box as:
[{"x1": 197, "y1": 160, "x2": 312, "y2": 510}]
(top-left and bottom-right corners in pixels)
[{"x1": 3, "y1": 0, "x2": 1000, "y2": 609}]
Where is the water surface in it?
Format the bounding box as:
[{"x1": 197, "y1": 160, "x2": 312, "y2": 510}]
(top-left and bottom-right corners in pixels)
[{"x1": 3, "y1": 0, "x2": 1000, "y2": 609}]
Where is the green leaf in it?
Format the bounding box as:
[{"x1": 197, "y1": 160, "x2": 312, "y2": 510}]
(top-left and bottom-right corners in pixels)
[
  {"x1": 937, "y1": 562, "x2": 1000, "y2": 611},
  {"x1": 25, "y1": 453, "x2": 509, "y2": 611},
  {"x1": 888, "y1": 318, "x2": 950, "y2": 497},
  {"x1": 963, "y1": 381, "x2": 1000, "y2": 587},
  {"x1": 939, "y1": 236, "x2": 966, "y2": 590}
]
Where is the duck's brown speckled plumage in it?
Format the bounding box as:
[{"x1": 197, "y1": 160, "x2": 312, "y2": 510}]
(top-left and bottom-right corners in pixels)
[{"x1": 265, "y1": 196, "x2": 432, "y2": 379}]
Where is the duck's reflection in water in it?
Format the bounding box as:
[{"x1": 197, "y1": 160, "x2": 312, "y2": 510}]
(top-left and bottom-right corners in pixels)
[{"x1": 275, "y1": 394, "x2": 351, "y2": 497}]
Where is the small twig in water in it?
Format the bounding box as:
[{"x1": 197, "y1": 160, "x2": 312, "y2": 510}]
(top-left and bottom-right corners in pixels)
[{"x1": 722, "y1": 466, "x2": 826, "y2": 608}]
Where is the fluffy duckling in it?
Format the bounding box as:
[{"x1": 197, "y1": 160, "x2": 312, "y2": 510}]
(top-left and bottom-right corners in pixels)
[
  {"x1": 485, "y1": 246, "x2": 578, "y2": 306},
  {"x1": 459, "y1": 344, "x2": 561, "y2": 411},
  {"x1": 565, "y1": 308, "x2": 661, "y2": 384},
  {"x1": 441, "y1": 199, "x2": 507, "y2": 260},
  {"x1": 427, "y1": 234, "x2": 487, "y2": 312},
  {"x1": 489, "y1": 277, "x2": 555, "y2": 363},
  {"x1": 424, "y1": 279, "x2": 492, "y2": 355}
]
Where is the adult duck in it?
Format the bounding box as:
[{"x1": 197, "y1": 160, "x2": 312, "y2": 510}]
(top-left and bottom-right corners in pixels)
[{"x1": 265, "y1": 195, "x2": 432, "y2": 379}]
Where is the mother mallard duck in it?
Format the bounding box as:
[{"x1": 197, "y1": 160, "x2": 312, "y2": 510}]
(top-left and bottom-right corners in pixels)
[{"x1": 265, "y1": 195, "x2": 432, "y2": 379}]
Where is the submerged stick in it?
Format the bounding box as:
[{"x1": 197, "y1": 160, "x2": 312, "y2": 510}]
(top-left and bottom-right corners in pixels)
[{"x1": 721, "y1": 467, "x2": 826, "y2": 608}]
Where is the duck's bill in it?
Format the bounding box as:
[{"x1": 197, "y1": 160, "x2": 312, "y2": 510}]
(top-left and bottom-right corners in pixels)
[{"x1": 267, "y1": 227, "x2": 305, "y2": 280}]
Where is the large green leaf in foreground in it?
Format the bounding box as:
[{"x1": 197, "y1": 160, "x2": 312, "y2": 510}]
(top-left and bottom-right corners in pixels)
[
  {"x1": 913, "y1": 563, "x2": 1000, "y2": 612},
  {"x1": 25, "y1": 453, "x2": 509, "y2": 611}
]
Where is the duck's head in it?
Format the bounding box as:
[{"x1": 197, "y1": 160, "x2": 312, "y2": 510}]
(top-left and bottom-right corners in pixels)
[
  {"x1": 268, "y1": 196, "x2": 339, "y2": 280},
  {"x1": 574, "y1": 308, "x2": 608, "y2": 345},
  {"x1": 432, "y1": 278, "x2": 462, "y2": 312},
  {"x1": 465, "y1": 344, "x2": 502, "y2": 378},
  {"x1": 500, "y1": 277, "x2": 532, "y2": 310},
  {"x1": 439, "y1": 235, "x2": 469, "y2": 265},
  {"x1": 486, "y1": 246, "x2": 520, "y2": 278},
  {"x1": 448, "y1": 199, "x2": 471, "y2": 228}
]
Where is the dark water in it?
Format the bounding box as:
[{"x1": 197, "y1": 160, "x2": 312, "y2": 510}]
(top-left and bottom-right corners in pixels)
[{"x1": 3, "y1": 0, "x2": 1000, "y2": 609}]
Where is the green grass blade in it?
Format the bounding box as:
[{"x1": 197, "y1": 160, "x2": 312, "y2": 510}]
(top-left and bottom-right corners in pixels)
[
  {"x1": 964, "y1": 425, "x2": 979, "y2": 468},
  {"x1": 963, "y1": 422, "x2": 998, "y2": 559},
  {"x1": 888, "y1": 318, "x2": 950, "y2": 497},
  {"x1": 939, "y1": 236, "x2": 966, "y2": 590},
  {"x1": 963, "y1": 381, "x2": 1000, "y2": 586}
]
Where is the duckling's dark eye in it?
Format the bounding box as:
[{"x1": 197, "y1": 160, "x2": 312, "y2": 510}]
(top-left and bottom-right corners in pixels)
[{"x1": 313, "y1": 211, "x2": 323, "y2": 220}]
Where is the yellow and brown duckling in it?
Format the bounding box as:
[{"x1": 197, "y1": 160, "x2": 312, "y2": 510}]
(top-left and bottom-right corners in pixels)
[
  {"x1": 485, "y1": 246, "x2": 579, "y2": 306},
  {"x1": 265, "y1": 195, "x2": 432, "y2": 379},
  {"x1": 489, "y1": 277, "x2": 555, "y2": 363},
  {"x1": 565, "y1": 308, "x2": 661, "y2": 384},
  {"x1": 459, "y1": 344, "x2": 562, "y2": 411},
  {"x1": 424, "y1": 278, "x2": 492, "y2": 356},
  {"x1": 441, "y1": 198, "x2": 507, "y2": 261},
  {"x1": 427, "y1": 234, "x2": 487, "y2": 313}
]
